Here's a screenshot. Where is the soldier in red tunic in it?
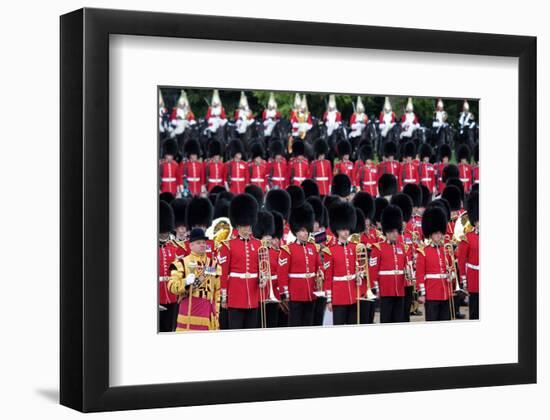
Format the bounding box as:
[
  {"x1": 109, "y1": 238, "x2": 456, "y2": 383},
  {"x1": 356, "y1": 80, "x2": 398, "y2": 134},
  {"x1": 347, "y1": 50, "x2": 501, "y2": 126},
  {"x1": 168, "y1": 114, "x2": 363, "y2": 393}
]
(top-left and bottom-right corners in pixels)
[
  {"x1": 170, "y1": 198, "x2": 189, "y2": 258},
  {"x1": 403, "y1": 183, "x2": 424, "y2": 242},
  {"x1": 333, "y1": 140, "x2": 354, "y2": 179},
  {"x1": 289, "y1": 140, "x2": 310, "y2": 186},
  {"x1": 159, "y1": 138, "x2": 182, "y2": 196},
  {"x1": 369, "y1": 205, "x2": 407, "y2": 323},
  {"x1": 324, "y1": 202, "x2": 360, "y2": 325},
  {"x1": 278, "y1": 203, "x2": 320, "y2": 327},
  {"x1": 472, "y1": 144, "x2": 480, "y2": 188},
  {"x1": 267, "y1": 140, "x2": 288, "y2": 190},
  {"x1": 416, "y1": 206, "x2": 453, "y2": 321},
  {"x1": 249, "y1": 142, "x2": 269, "y2": 192},
  {"x1": 436, "y1": 144, "x2": 452, "y2": 194},
  {"x1": 180, "y1": 139, "x2": 205, "y2": 197},
  {"x1": 418, "y1": 143, "x2": 436, "y2": 194},
  {"x1": 219, "y1": 194, "x2": 262, "y2": 329},
  {"x1": 270, "y1": 211, "x2": 289, "y2": 327},
  {"x1": 458, "y1": 191, "x2": 479, "y2": 319},
  {"x1": 355, "y1": 144, "x2": 378, "y2": 196},
  {"x1": 205, "y1": 140, "x2": 225, "y2": 192},
  {"x1": 225, "y1": 139, "x2": 249, "y2": 194},
  {"x1": 181, "y1": 197, "x2": 215, "y2": 259},
  {"x1": 400, "y1": 141, "x2": 419, "y2": 188},
  {"x1": 378, "y1": 141, "x2": 401, "y2": 190},
  {"x1": 457, "y1": 144, "x2": 473, "y2": 193},
  {"x1": 310, "y1": 139, "x2": 332, "y2": 195},
  {"x1": 159, "y1": 201, "x2": 179, "y2": 332}
]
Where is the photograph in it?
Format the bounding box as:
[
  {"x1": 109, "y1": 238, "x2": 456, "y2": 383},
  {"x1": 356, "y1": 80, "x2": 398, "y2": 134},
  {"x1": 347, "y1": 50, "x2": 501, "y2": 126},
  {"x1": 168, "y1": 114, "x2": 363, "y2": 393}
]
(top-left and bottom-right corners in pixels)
[{"x1": 157, "y1": 87, "x2": 480, "y2": 332}]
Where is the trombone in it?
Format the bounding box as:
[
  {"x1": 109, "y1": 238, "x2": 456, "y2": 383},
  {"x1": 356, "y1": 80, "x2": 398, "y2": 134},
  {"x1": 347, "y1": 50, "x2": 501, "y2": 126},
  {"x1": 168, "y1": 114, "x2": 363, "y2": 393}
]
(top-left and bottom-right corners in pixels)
[
  {"x1": 258, "y1": 240, "x2": 280, "y2": 328},
  {"x1": 354, "y1": 242, "x2": 376, "y2": 325},
  {"x1": 443, "y1": 235, "x2": 466, "y2": 320}
]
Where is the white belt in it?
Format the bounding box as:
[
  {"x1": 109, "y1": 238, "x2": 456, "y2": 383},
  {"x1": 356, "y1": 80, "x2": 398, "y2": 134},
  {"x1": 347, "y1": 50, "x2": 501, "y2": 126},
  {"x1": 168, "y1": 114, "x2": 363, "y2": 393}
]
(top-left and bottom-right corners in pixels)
[
  {"x1": 293, "y1": 177, "x2": 306, "y2": 181},
  {"x1": 161, "y1": 177, "x2": 176, "y2": 182},
  {"x1": 229, "y1": 272, "x2": 258, "y2": 279},
  {"x1": 159, "y1": 276, "x2": 171, "y2": 282},
  {"x1": 379, "y1": 270, "x2": 404, "y2": 275},
  {"x1": 404, "y1": 178, "x2": 416, "y2": 183},
  {"x1": 362, "y1": 181, "x2": 377, "y2": 185},
  {"x1": 466, "y1": 263, "x2": 479, "y2": 270},
  {"x1": 333, "y1": 274, "x2": 356, "y2": 281},
  {"x1": 474, "y1": 180, "x2": 480, "y2": 184},
  {"x1": 231, "y1": 178, "x2": 245, "y2": 182},
  {"x1": 315, "y1": 177, "x2": 329, "y2": 181},
  {"x1": 208, "y1": 178, "x2": 223, "y2": 183},
  {"x1": 421, "y1": 177, "x2": 432, "y2": 182},
  {"x1": 251, "y1": 178, "x2": 264, "y2": 182},
  {"x1": 272, "y1": 177, "x2": 286, "y2": 181},
  {"x1": 460, "y1": 178, "x2": 469, "y2": 183},
  {"x1": 187, "y1": 177, "x2": 200, "y2": 182},
  {"x1": 288, "y1": 273, "x2": 316, "y2": 279},
  {"x1": 425, "y1": 274, "x2": 449, "y2": 279},
  {"x1": 271, "y1": 275, "x2": 278, "y2": 280}
]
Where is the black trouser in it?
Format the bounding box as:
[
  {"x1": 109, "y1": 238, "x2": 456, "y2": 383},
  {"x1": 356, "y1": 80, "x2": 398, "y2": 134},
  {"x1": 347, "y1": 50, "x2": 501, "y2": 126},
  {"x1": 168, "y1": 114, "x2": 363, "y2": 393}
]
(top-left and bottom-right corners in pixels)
[
  {"x1": 289, "y1": 301, "x2": 315, "y2": 327},
  {"x1": 228, "y1": 308, "x2": 259, "y2": 329},
  {"x1": 218, "y1": 308, "x2": 229, "y2": 330},
  {"x1": 333, "y1": 303, "x2": 358, "y2": 325},
  {"x1": 313, "y1": 297, "x2": 327, "y2": 326},
  {"x1": 380, "y1": 296, "x2": 404, "y2": 323},
  {"x1": 425, "y1": 300, "x2": 452, "y2": 321},
  {"x1": 277, "y1": 305, "x2": 289, "y2": 327},
  {"x1": 257, "y1": 302, "x2": 280, "y2": 328},
  {"x1": 469, "y1": 292, "x2": 479, "y2": 320},
  {"x1": 159, "y1": 303, "x2": 179, "y2": 332},
  {"x1": 454, "y1": 294, "x2": 463, "y2": 317},
  {"x1": 359, "y1": 300, "x2": 376, "y2": 324},
  {"x1": 403, "y1": 285, "x2": 414, "y2": 322}
]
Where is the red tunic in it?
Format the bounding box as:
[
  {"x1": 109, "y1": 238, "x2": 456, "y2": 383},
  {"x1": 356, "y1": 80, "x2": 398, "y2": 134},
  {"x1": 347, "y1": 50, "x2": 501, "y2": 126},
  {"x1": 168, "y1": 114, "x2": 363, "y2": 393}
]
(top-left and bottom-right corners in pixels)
[
  {"x1": 458, "y1": 163, "x2": 473, "y2": 193},
  {"x1": 219, "y1": 236, "x2": 261, "y2": 309},
  {"x1": 416, "y1": 244, "x2": 452, "y2": 301},
  {"x1": 180, "y1": 160, "x2": 204, "y2": 196},
  {"x1": 159, "y1": 160, "x2": 181, "y2": 195},
  {"x1": 435, "y1": 162, "x2": 448, "y2": 194},
  {"x1": 457, "y1": 230, "x2": 479, "y2": 293},
  {"x1": 249, "y1": 160, "x2": 269, "y2": 192},
  {"x1": 473, "y1": 165, "x2": 480, "y2": 186},
  {"x1": 378, "y1": 160, "x2": 402, "y2": 190},
  {"x1": 356, "y1": 163, "x2": 379, "y2": 196},
  {"x1": 400, "y1": 162, "x2": 419, "y2": 187},
  {"x1": 225, "y1": 160, "x2": 249, "y2": 194},
  {"x1": 289, "y1": 158, "x2": 310, "y2": 186},
  {"x1": 204, "y1": 160, "x2": 225, "y2": 192},
  {"x1": 159, "y1": 241, "x2": 178, "y2": 305},
  {"x1": 277, "y1": 241, "x2": 321, "y2": 302},
  {"x1": 324, "y1": 241, "x2": 358, "y2": 305},
  {"x1": 368, "y1": 241, "x2": 407, "y2": 297},
  {"x1": 419, "y1": 162, "x2": 437, "y2": 194},
  {"x1": 261, "y1": 247, "x2": 281, "y2": 301},
  {"x1": 334, "y1": 160, "x2": 354, "y2": 178},
  {"x1": 268, "y1": 158, "x2": 289, "y2": 190},
  {"x1": 310, "y1": 159, "x2": 332, "y2": 195}
]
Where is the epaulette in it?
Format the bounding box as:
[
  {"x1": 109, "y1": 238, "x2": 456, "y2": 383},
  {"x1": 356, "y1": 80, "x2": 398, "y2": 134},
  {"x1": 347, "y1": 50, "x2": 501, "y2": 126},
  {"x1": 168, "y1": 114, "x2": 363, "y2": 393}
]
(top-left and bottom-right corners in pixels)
[
  {"x1": 220, "y1": 240, "x2": 231, "y2": 250},
  {"x1": 314, "y1": 243, "x2": 321, "y2": 252},
  {"x1": 322, "y1": 246, "x2": 331, "y2": 256},
  {"x1": 459, "y1": 234, "x2": 468, "y2": 243},
  {"x1": 280, "y1": 244, "x2": 291, "y2": 255},
  {"x1": 172, "y1": 239, "x2": 187, "y2": 251},
  {"x1": 371, "y1": 242, "x2": 382, "y2": 251},
  {"x1": 416, "y1": 245, "x2": 426, "y2": 257}
]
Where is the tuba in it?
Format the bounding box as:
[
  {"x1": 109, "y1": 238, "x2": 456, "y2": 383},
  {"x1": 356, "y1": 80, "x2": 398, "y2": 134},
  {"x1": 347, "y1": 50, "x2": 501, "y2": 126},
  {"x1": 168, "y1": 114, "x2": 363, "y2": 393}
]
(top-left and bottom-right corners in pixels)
[
  {"x1": 453, "y1": 211, "x2": 474, "y2": 242},
  {"x1": 206, "y1": 217, "x2": 233, "y2": 249}
]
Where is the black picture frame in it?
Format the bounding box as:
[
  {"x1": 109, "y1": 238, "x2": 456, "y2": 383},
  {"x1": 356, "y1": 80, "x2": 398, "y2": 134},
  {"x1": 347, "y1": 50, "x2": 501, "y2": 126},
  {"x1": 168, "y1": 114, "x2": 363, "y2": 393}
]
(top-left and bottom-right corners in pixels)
[{"x1": 60, "y1": 7, "x2": 537, "y2": 412}]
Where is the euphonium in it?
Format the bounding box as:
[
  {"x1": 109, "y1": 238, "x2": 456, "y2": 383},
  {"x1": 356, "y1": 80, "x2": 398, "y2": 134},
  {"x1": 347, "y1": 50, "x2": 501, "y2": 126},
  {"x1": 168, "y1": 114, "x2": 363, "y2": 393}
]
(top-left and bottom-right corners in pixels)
[{"x1": 206, "y1": 217, "x2": 233, "y2": 249}]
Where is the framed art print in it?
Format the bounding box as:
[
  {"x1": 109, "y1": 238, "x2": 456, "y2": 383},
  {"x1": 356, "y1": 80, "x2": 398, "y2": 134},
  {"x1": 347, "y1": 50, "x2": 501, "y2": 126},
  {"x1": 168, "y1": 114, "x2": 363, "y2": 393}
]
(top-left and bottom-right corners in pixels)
[{"x1": 60, "y1": 8, "x2": 536, "y2": 412}]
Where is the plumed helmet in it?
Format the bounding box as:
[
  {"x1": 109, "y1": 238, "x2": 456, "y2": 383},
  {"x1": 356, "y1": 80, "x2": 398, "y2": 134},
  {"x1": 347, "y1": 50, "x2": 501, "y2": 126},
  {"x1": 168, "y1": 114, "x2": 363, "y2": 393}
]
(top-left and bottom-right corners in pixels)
[{"x1": 229, "y1": 193, "x2": 258, "y2": 227}]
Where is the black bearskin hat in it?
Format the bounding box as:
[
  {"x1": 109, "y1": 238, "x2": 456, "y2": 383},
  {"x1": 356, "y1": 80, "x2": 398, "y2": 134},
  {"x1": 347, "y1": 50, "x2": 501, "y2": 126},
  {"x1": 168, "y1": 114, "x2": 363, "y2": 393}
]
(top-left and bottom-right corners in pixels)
[
  {"x1": 352, "y1": 191, "x2": 375, "y2": 221},
  {"x1": 381, "y1": 204, "x2": 403, "y2": 234},
  {"x1": 384, "y1": 141, "x2": 397, "y2": 158},
  {"x1": 250, "y1": 142, "x2": 265, "y2": 160},
  {"x1": 466, "y1": 190, "x2": 479, "y2": 225},
  {"x1": 438, "y1": 144, "x2": 452, "y2": 161},
  {"x1": 207, "y1": 140, "x2": 223, "y2": 158},
  {"x1": 307, "y1": 196, "x2": 324, "y2": 224},
  {"x1": 421, "y1": 206, "x2": 448, "y2": 238},
  {"x1": 471, "y1": 183, "x2": 479, "y2": 193},
  {"x1": 229, "y1": 193, "x2": 258, "y2": 227},
  {"x1": 271, "y1": 211, "x2": 285, "y2": 240},
  {"x1": 217, "y1": 191, "x2": 234, "y2": 203},
  {"x1": 355, "y1": 208, "x2": 366, "y2": 234},
  {"x1": 269, "y1": 140, "x2": 285, "y2": 158},
  {"x1": 323, "y1": 194, "x2": 341, "y2": 212},
  {"x1": 358, "y1": 144, "x2": 374, "y2": 161},
  {"x1": 457, "y1": 144, "x2": 471, "y2": 162},
  {"x1": 292, "y1": 140, "x2": 306, "y2": 157},
  {"x1": 390, "y1": 193, "x2": 413, "y2": 223},
  {"x1": 378, "y1": 173, "x2": 398, "y2": 197},
  {"x1": 265, "y1": 189, "x2": 291, "y2": 220},
  {"x1": 159, "y1": 200, "x2": 175, "y2": 234},
  {"x1": 373, "y1": 197, "x2": 389, "y2": 225},
  {"x1": 209, "y1": 185, "x2": 226, "y2": 195},
  {"x1": 286, "y1": 185, "x2": 306, "y2": 209},
  {"x1": 213, "y1": 198, "x2": 230, "y2": 219},
  {"x1": 473, "y1": 144, "x2": 479, "y2": 163},
  {"x1": 228, "y1": 139, "x2": 245, "y2": 159},
  {"x1": 403, "y1": 141, "x2": 416, "y2": 158},
  {"x1": 184, "y1": 139, "x2": 201, "y2": 158},
  {"x1": 186, "y1": 196, "x2": 213, "y2": 229},
  {"x1": 245, "y1": 184, "x2": 264, "y2": 208},
  {"x1": 442, "y1": 164, "x2": 459, "y2": 184},
  {"x1": 162, "y1": 138, "x2": 178, "y2": 158},
  {"x1": 331, "y1": 174, "x2": 352, "y2": 198},
  {"x1": 171, "y1": 198, "x2": 189, "y2": 228},
  {"x1": 301, "y1": 179, "x2": 320, "y2": 198},
  {"x1": 428, "y1": 198, "x2": 451, "y2": 222},
  {"x1": 403, "y1": 183, "x2": 422, "y2": 208},
  {"x1": 441, "y1": 185, "x2": 462, "y2": 211},
  {"x1": 159, "y1": 191, "x2": 175, "y2": 204},
  {"x1": 314, "y1": 139, "x2": 329, "y2": 157},
  {"x1": 445, "y1": 177, "x2": 464, "y2": 200},
  {"x1": 420, "y1": 184, "x2": 432, "y2": 208},
  {"x1": 329, "y1": 201, "x2": 357, "y2": 234},
  {"x1": 419, "y1": 143, "x2": 433, "y2": 160},
  {"x1": 337, "y1": 140, "x2": 351, "y2": 158},
  {"x1": 289, "y1": 202, "x2": 315, "y2": 234},
  {"x1": 252, "y1": 211, "x2": 275, "y2": 239}
]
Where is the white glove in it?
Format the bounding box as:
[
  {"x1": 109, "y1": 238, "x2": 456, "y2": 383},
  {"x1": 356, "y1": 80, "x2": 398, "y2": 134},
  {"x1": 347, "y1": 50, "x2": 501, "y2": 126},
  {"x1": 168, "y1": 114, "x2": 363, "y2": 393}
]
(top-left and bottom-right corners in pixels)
[{"x1": 185, "y1": 273, "x2": 196, "y2": 286}]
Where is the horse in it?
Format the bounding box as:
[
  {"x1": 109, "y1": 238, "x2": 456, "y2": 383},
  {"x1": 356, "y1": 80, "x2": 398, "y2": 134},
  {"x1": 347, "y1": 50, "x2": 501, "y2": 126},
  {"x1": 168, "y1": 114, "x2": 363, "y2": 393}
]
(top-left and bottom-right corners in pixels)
[{"x1": 455, "y1": 125, "x2": 478, "y2": 152}]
